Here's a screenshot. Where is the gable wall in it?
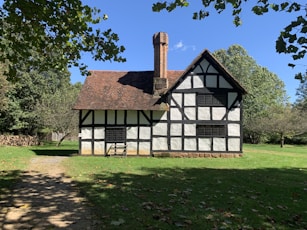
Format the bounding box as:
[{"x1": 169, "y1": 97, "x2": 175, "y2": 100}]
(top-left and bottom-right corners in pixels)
[{"x1": 151, "y1": 58, "x2": 243, "y2": 154}]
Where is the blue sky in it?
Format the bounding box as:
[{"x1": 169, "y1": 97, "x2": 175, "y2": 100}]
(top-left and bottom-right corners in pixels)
[{"x1": 69, "y1": 0, "x2": 306, "y2": 103}]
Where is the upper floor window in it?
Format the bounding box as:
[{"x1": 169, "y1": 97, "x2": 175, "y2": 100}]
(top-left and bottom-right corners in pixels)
[{"x1": 197, "y1": 94, "x2": 226, "y2": 107}]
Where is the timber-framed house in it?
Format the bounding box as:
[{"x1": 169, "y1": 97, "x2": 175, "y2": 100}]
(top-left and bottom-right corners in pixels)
[{"x1": 73, "y1": 32, "x2": 247, "y2": 157}]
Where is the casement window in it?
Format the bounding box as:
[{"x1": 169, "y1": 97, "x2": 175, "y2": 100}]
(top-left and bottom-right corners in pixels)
[
  {"x1": 105, "y1": 127, "x2": 126, "y2": 143},
  {"x1": 196, "y1": 125, "x2": 226, "y2": 137},
  {"x1": 197, "y1": 94, "x2": 226, "y2": 107}
]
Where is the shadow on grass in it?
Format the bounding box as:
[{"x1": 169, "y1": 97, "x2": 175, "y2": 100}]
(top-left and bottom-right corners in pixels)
[
  {"x1": 75, "y1": 167, "x2": 307, "y2": 229},
  {"x1": 0, "y1": 170, "x2": 99, "y2": 229},
  {"x1": 32, "y1": 149, "x2": 78, "y2": 156}
]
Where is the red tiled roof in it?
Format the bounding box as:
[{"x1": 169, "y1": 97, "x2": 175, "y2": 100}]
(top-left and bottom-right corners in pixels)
[{"x1": 73, "y1": 70, "x2": 184, "y2": 111}]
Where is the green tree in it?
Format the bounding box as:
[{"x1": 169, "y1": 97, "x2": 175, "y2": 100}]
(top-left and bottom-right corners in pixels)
[
  {"x1": 35, "y1": 82, "x2": 81, "y2": 146},
  {"x1": 153, "y1": 0, "x2": 307, "y2": 80},
  {"x1": 0, "y1": 0, "x2": 125, "y2": 80},
  {"x1": 0, "y1": 62, "x2": 10, "y2": 111},
  {"x1": 213, "y1": 45, "x2": 287, "y2": 143},
  {"x1": 295, "y1": 77, "x2": 307, "y2": 110},
  {"x1": 260, "y1": 105, "x2": 307, "y2": 147},
  {"x1": 0, "y1": 69, "x2": 71, "y2": 135}
]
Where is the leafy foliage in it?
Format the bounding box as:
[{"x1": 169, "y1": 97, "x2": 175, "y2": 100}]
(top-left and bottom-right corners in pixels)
[
  {"x1": 295, "y1": 77, "x2": 307, "y2": 110},
  {"x1": 0, "y1": 0, "x2": 126, "y2": 80},
  {"x1": 153, "y1": 1, "x2": 307, "y2": 78}
]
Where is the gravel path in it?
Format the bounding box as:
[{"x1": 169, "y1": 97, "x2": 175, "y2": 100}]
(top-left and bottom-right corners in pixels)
[{"x1": 0, "y1": 156, "x2": 101, "y2": 230}]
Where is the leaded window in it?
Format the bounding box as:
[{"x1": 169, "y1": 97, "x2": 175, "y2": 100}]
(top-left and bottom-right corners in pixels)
[
  {"x1": 196, "y1": 125, "x2": 226, "y2": 137},
  {"x1": 105, "y1": 127, "x2": 126, "y2": 143},
  {"x1": 197, "y1": 94, "x2": 226, "y2": 106}
]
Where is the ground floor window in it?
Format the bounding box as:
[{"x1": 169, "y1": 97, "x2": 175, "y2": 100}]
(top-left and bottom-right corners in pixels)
[
  {"x1": 105, "y1": 127, "x2": 126, "y2": 143},
  {"x1": 196, "y1": 125, "x2": 226, "y2": 137}
]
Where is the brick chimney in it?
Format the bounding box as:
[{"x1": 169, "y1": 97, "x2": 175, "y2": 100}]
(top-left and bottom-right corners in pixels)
[{"x1": 153, "y1": 32, "x2": 168, "y2": 96}]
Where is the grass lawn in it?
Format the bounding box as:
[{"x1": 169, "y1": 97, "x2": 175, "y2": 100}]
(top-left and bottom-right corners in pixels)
[
  {"x1": 0, "y1": 143, "x2": 306, "y2": 229},
  {"x1": 62, "y1": 144, "x2": 307, "y2": 229}
]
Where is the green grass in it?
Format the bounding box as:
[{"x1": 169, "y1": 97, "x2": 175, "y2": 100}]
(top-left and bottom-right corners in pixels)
[
  {"x1": 0, "y1": 143, "x2": 306, "y2": 229},
  {"x1": 62, "y1": 144, "x2": 307, "y2": 229}
]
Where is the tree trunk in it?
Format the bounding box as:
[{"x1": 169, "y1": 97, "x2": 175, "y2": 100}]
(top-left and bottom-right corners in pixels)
[
  {"x1": 56, "y1": 132, "x2": 70, "y2": 147},
  {"x1": 280, "y1": 133, "x2": 285, "y2": 148}
]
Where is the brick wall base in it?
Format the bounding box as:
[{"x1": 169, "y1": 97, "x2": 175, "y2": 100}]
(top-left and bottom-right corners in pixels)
[{"x1": 153, "y1": 152, "x2": 243, "y2": 158}]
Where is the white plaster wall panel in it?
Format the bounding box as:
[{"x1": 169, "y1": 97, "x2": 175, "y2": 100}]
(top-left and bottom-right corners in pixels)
[
  {"x1": 127, "y1": 141, "x2": 137, "y2": 151},
  {"x1": 213, "y1": 138, "x2": 226, "y2": 151},
  {"x1": 170, "y1": 108, "x2": 182, "y2": 120},
  {"x1": 94, "y1": 127, "x2": 105, "y2": 139},
  {"x1": 206, "y1": 75, "x2": 217, "y2": 88},
  {"x1": 207, "y1": 65, "x2": 218, "y2": 73},
  {"x1": 228, "y1": 108, "x2": 240, "y2": 121},
  {"x1": 171, "y1": 93, "x2": 182, "y2": 106},
  {"x1": 152, "y1": 137, "x2": 168, "y2": 150},
  {"x1": 127, "y1": 111, "x2": 138, "y2": 124},
  {"x1": 228, "y1": 123, "x2": 241, "y2": 136},
  {"x1": 139, "y1": 142, "x2": 151, "y2": 155},
  {"x1": 153, "y1": 111, "x2": 167, "y2": 121},
  {"x1": 94, "y1": 110, "x2": 105, "y2": 124},
  {"x1": 228, "y1": 92, "x2": 238, "y2": 108},
  {"x1": 184, "y1": 108, "x2": 196, "y2": 120},
  {"x1": 184, "y1": 138, "x2": 197, "y2": 151},
  {"x1": 81, "y1": 127, "x2": 92, "y2": 139},
  {"x1": 228, "y1": 138, "x2": 241, "y2": 151},
  {"x1": 198, "y1": 107, "x2": 211, "y2": 120},
  {"x1": 198, "y1": 59, "x2": 210, "y2": 73},
  {"x1": 212, "y1": 107, "x2": 226, "y2": 120},
  {"x1": 153, "y1": 122, "x2": 168, "y2": 136},
  {"x1": 184, "y1": 93, "x2": 196, "y2": 106},
  {"x1": 171, "y1": 138, "x2": 182, "y2": 150},
  {"x1": 139, "y1": 127, "x2": 151, "y2": 140},
  {"x1": 117, "y1": 110, "x2": 125, "y2": 125},
  {"x1": 193, "y1": 75, "x2": 204, "y2": 88},
  {"x1": 127, "y1": 127, "x2": 138, "y2": 139},
  {"x1": 177, "y1": 76, "x2": 191, "y2": 89},
  {"x1": 94, "y1": 141, "x2": 104, "y2": 155},
  {"x1": 219, "y1": 76, "x2": 233, "y2": 89},
  {"x1": 81, "y1": 142, "x2": 91, "y2": 155},
  {"x1": 198, "y1": 138, "x2": 212, "y2": 151},
  {"x1": 82, "y1": 110, "x2": 92, "y2": 125},
  {"x1": 140, "y1": 111, "x2": 150, "y2": 125},
  {"x1": 170, "y1": 124, "x2": 182, "y2": 136},
  {"x1": 184, "y1": 124, "x2": 196, "y2": 136},
  {"x1": 107, "y1": 110, "x2": 116, "y2": 125}
]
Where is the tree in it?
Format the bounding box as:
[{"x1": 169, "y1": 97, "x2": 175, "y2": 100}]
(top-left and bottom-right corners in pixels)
[
  {"x1": 0, "y1": 68, "x2": 71, "y2": 135},
  {"x1": 35, "y1": 82, "x2": 81, "y2": 146},
  {"x1": 153, "y1": 1, "x2": 307, "y2": 80},
  {"x1": 295, "y1": 77, "x2": 307, "y2": 110},
  {"x1": 0, "y1": 62, "x2": 10, "y2": 111},
  {"x1": 0, "y1": 0, "x2": 126, "y2": 80},
  {"x1": 213, "y1": 45, "x2": 287, "y2": 143},
  {"x1": 260, "y1": 105, "x2": 307, "y2": 147}
]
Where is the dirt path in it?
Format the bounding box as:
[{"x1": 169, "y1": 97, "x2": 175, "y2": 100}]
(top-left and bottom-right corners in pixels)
[{"x1": 0, "y1": 156, "x2": 101, "y2": 230}]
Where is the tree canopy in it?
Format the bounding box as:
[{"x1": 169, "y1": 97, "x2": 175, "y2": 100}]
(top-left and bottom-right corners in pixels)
[
  {"x1": 153, "y1": 0, "x2": 307, "y2": 80},
  {"x1": 0, "y1": 0, "x2": 126, "y2": 80}
]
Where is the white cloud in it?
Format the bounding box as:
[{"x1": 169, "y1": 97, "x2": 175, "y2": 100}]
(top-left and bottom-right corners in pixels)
[{"x1": 171, "y1": 41, "x2": 196, "y2": 51}]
